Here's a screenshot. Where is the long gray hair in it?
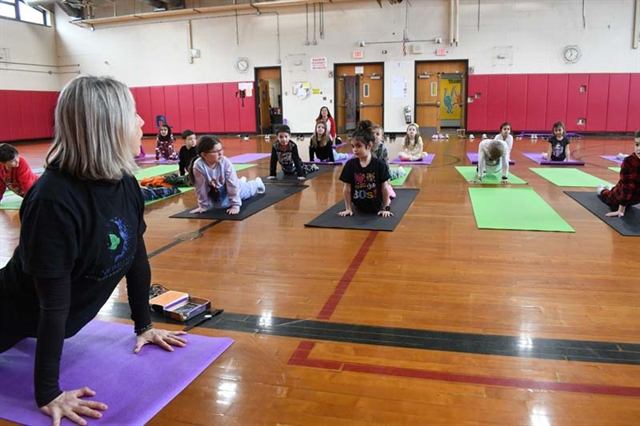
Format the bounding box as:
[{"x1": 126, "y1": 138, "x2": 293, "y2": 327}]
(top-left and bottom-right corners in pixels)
[{"x1": 46, "y1": 75, "x2": 138, "y2": 180}]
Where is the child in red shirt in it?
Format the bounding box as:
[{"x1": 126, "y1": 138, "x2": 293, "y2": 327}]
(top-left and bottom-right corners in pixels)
[{"x1": 0, "y1": 143, "x2": 38, "y2": 202}]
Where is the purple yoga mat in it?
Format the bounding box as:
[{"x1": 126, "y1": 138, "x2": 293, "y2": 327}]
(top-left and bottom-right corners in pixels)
[
  {"x1": 304, "y1": 153, "x2": 354, "y2": 165},
  {"x1": 465, "y1": 152, "x2": 516, "y2": 165},
  {"x1": 137, "y1": 158, "x2": 179, "y2": 165},
  {"x1": 523, "y1": 152, "x2": 585, "y2": 166},
  {"x1": 600, "y1": 155, "x2": 624, "y2": 165},
  {"x1": 390, "y1": 153, "x2": 435, "y2": 165},
  {"x1": 0, "y1": 320, "x2": 233, "y2": 426},
  {"x1": 227, "y1": 153, "x2": 271, "y2": 163}
]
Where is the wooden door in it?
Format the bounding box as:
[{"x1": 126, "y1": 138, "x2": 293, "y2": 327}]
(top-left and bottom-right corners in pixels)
[
  {"x1": 415, "y1": 61, "x2": 467, "y2": 134},
  {"x1": 258, "y1": 79, "x2": 271, "y2": 134},
  {"x1": 335, "y1": 63, "x2": 384, "y2": 134}
]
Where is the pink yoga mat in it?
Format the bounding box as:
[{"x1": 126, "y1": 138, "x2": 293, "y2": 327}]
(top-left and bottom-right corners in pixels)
[
  {"x1": 600, "y1": 155, "x2": 624, "y2": 165},
  {"x1": 0, "y1": 320, "x2": 233, "y2": 426},
  {"x1": 466, "y1": 152, "x2": 515, "y2": 165},
  {"x1": 304, "y1": 153, "x2": 354, "y2": 165},
  {"x1": 389, "y1": 153, "x2": 435, "y2": 165},
  {"x1": 227, "y1": 153, "x2": 271, "y2": 163},
  {"x1": 523, "y1": 152, "x2": 585, "y2": 165}
]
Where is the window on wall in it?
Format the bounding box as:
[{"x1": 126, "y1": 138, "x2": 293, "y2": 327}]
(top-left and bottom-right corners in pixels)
[{"x1": 0, "y1": 0, "x2": 51, "y2": 26}]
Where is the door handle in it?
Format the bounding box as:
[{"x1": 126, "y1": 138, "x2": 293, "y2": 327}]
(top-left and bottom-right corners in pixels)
[
  {"x1": 360, "y1": 103, "x2": 383, "y2": 107},
  {"x1": 416, "y1": 101, "x2": 441, "y2": 107}
]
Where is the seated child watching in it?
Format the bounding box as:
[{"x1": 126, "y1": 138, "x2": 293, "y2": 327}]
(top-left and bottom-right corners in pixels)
[
  {"x1": 0, "y1": 143, "x2": 38, "y2": 202},
  {"x1": 179, "y1": 129, "x2": 198, "y2": 176},
  {"x1": 597, "y1": 130, "x2": 640, "y2": 217},
  {"x1": 269, "y1": 124, "x2": 318, "y2": 180},
  {"x1": 309, "y1": 122, "x2": 348, "y2": 162},
  {"x1": 155, "y1": 124, "x2": 179, "y2": 162},
  {"x1": 398, "y1": 123, "x2": 428, "y2": 161},
  {"x1": 188, "y1": 135, "x2": 265, "y2": 215},
  {"x1": 543, "y1": 121, "x2": 571, "y2": 162}
]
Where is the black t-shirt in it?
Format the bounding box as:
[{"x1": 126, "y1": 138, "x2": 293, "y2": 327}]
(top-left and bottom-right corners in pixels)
[
  {"x1": 339, "y1": 157, "x2": 391, "y2": 213},
  {"x1": 1, "y1": 168, "x2": 151, "y2": 406},
  {"x1": 549, "y1": 137, "x2": 570, "y2": 161},
  {"x1": 179, "y1": 145, "x2": 197, "y2": 176}
]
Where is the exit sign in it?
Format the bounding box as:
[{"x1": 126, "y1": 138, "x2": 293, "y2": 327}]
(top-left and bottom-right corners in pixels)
[
  {"x1": 352, "y1": 50, "x2": 364, "y2": 59},
  {"x1": 435, "y1": 48, "x2": 447, "y2": 56}
]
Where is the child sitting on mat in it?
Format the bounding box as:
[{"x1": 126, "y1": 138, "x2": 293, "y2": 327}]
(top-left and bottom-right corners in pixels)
[
  {"x1": 373, "y1": 124, "x2": 406, "y2": 199},
  {"x1": 472, "y1": 139, "x2": 511, "y2": 184},
  {"x1": 178, "y1": 129, "x2": 198, "y2": 176},
  {"x1": 542, "y1": 121, "x2": 571, "y2": 162},
  {"x1": 269, "y1": 124, "x2": 318, "y2": 180},
  {"x1": 493, "y1": 122, "x2": 514, "y2": 161},
  {"x1": 338, "y1": 120, "x2": 393, "y2": 218},
  {"x1": 0, "y1": 143, "x2": 38, "y2": 203},
  {"x1": 398, "y1": 123, "x2": 427, "y2": 161},
  {"x1": 188, "y1": 135, "x2": 265, "y2": 215},
  {"x1": 155, "y1": 124, "x2": 179, "y2": 162},
  {"x1": 309, "y1": 121, "x2": 348, "y2": 162},
  {"x1": 597, "y1": 130, "x2": 640, "y2": 218}
]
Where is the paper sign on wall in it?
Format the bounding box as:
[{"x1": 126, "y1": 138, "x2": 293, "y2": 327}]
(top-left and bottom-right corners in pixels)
[
  {"x1": 238, "y1": 82, "x2": 253, "y2": 97},
  {"x1": 311, "y1": 57, "x2": 327, "y2": 70},
  {"x1": 355, "y1": 66, "x2": 364, "y2": 74}
]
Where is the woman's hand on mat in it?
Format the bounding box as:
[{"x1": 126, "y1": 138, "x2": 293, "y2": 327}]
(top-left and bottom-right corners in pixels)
[
  {"x1": 377, "y1": 210, "x2": 394, "y2": 218},
  {"x1": 267, "y1": 176, "x2": 276, "y2": 180},
  {"x1": 134, "y1": 329, "x2": 188, "y2": 354},
  {"x1": 40, "y1": 387, "x2": 107, "y2": 426},
  {"x1": 226, "y1": 206, "x2": 240, "y2": 215},
  {"x1": 190, "y1": 207, "x2": 206, "y2": 214},
  {"x1": 338, "y1": 209, "x2": 353, "y2": 217}
]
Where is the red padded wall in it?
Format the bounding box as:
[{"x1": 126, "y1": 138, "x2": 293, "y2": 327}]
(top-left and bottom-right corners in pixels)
[
  {"x1": 149, "y1": 86, "x2": 166, "y2": 133},
  {"x1": 0, "y1": 90, "x2": 58, "y2": 141},
  {"x1": 525, "y1": 74, "x2": 548, "y2": 132},
  {"x1": 164, "y1": 85, "x2": 181, "y2": 132},
  {"x1": 0, "y1": 91, "x2": 10, "y2": 142},
  {"x1": 134, "y1": 87, "x2": 154, "y2": 135},
  {"x1": 606, "y1": 73, "x2": 630, "y2": 132},
  {"x1": 506, "y1": 74, "x2": 528, "y2": 132},
  {"x1": 192, "y1": 84, "x2": 210, "y2": 133},
  {"x1": 545, "y1": 74, "x2": 568, "y2": 131},
  {"x1": 7, "y1": 91, "x2": 25, "y2": 141},
  {"x1": 586, "y1": 74, "x2": 609, "y2": 132},
  {"x1": 565, "y1": 74, "x2": 589, "y2": 132},
  {"x1": 178, "y1": 85, "x2": 195, "y2": 133},
  {"x1": 239, "y1": 81, "x2": 257, "y2": 133},
  {"x1": 627, "y1": 73, "x2": 640, "y2": 132},
  {"x1": 223, "y1": 83, "x2": 241, "y2": 133},
  {"x1": 466, "y1": 75, "x2": 488, "y2": 131},
  {"x1": 207, "y1": 83, "x2": 225, "y2": 133},
  {"x1": 486, "y1": 75, "x2": 508, "y2": 131}
]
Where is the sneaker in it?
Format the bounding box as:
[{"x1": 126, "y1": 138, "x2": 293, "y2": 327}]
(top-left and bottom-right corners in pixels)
[
  {"x1": 597, "y1": 184, "x2": 604, "y2": 195},
  {"x1": 605, "y1": 185, "x2": 612, "y2": 191},
  {"x1": 616, "y1": 153, "x2": 627, "y2": 160},
  {"x1": 240, "y1": 176, "x2": 247, "y2": 183},
  {"x1": 482, "y1": 133, "x2": 487, "y2": 139},
  {"x1": 255, "y1": 177, "x2": 266, "y2": 194},
  {"x1": 397, "y1": 166, "x2": 406, "y2": 177}
]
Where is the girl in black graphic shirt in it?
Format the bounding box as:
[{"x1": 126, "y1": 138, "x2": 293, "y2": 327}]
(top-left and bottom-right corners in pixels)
[{"x1": 338, "y1": 120, "x2": 393, "y2": 217}]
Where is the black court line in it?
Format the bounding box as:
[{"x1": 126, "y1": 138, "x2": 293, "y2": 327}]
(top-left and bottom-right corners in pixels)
[
  {"x1": 147, "y1": 220, "x2": 222, "y2": 259},
  {"x1": 105, "y1": 303, "x2": 640, "y2": 366}
]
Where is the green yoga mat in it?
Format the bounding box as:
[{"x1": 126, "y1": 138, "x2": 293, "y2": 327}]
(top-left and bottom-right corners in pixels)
[
  {"x1": 455, "y1": 166, "x2": 527, "y2": 184},
  {"x1": 469, "y1": 187, "x2": 574, "y2": 232},
  {"x1": 530, "y1": 168, "x2": 614, "y2": 188},
  {"x1": 134, "y1": 164, "x2": 256, "y2": 180},
  {"x1": 608, "y1": 167, "x2": 621, "y2": 173},
  {"x1": 0, "y1": 191, "x2": 22, "y2": 210},
  {"x1": 389, "y1": 166, "x2": 412, "y2": 186}
]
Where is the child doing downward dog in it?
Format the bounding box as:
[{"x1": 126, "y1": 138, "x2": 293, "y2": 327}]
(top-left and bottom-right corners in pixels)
[
  {"x1": 309, "y1": 121, "x2": 348, "y2": 162},
  {"x1": 269, "y1": 124, "x2": 318, "y2": 180},
  {"x1": 188, "y1": 136, "x2": 265, "y2": 215},
  {"x1": 472, "y1": 138, "x2": 511, "y2": 184},
  {"x1": 398, "y1": 123, "x2": 428, "y2": 161},
  {"x1": 597, "y1": 130, "x2": 640, "y2": 217},
  {"x1": 338, "y1": 120, "x2": 393, "y2": 218}
]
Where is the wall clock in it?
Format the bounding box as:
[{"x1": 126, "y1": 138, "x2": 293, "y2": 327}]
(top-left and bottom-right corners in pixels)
[
  {"x1": 562, "y1": 45, "x2": 581, "y2": 64},
  {"x1": 235, "y1": 57, "x2": 250, "y2": 73}
]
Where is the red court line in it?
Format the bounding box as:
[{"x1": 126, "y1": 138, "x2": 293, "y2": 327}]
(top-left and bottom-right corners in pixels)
[
  {"x1": 316, "y1": 231, "x2": 378, "y2": 320},
  {"x1": 287, "y1": 341, "x2": 640, "y2": 398}
]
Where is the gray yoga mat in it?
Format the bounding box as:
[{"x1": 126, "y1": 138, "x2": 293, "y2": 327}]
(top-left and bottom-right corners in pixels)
[{"x1": 564, "y1": 191, "x2": 639, "y2": 236}]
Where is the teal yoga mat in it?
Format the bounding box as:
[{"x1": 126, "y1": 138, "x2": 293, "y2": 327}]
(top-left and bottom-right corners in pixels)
[
  {"x1": 530, "y1": 168, "x2": 614, "y2": 187},
  {"x1": 469, "y1": 187, "x2": 574, "y2": 232},
  {"x1": 455, "y1": 166, "x2": 527, "y2": 185}
]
